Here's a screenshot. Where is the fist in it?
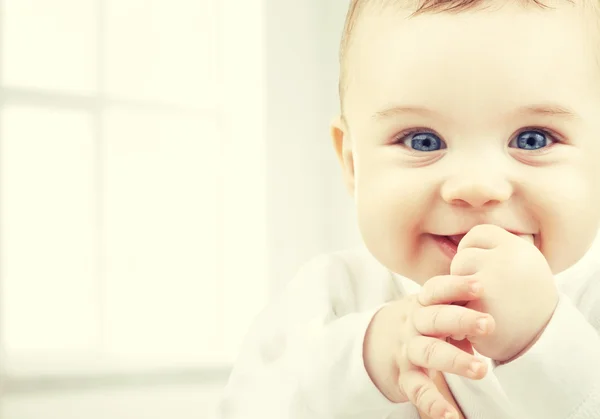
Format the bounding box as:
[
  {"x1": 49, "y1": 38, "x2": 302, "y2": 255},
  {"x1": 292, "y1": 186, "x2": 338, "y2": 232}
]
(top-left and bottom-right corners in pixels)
[{"x1": 451, "y1": 224, "x2": 559, "y2": 362}]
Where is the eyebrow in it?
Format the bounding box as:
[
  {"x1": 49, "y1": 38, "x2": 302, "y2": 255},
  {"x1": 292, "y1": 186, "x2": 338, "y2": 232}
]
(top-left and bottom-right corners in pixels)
[
  {"x1": 372, "y1": 106, "x2": 437, "y2": 120},
  {"x1": 372, "y1": 103, "x2": 579, "y2": 120},
  {"x1": 519, "y1": 104, "x2": 578, "y2": 119}
]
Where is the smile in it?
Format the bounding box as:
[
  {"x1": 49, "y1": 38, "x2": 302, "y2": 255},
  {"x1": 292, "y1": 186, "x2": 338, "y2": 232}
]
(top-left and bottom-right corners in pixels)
[
  {"x1": 431, "y1": 232, "x2": 537, "y2": 260},
  {"x1": 432, "y1": 235, "x2": 461, "y2": 259}
]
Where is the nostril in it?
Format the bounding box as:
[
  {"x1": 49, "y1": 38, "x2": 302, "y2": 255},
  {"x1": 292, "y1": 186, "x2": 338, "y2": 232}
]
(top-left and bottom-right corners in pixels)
[
  {"x1": 450, "y1": 197, "x2": 503, "y2": 208},
  {"x1": 441, "y1": 179, "x2": 513, "y2": 208}
]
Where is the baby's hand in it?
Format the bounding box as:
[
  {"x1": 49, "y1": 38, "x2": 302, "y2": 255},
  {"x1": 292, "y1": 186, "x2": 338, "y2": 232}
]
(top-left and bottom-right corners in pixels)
[
  {"x1": 364, "y1": 275, "x2": 495, "y2": 419},
  {"x1": 451, "y1": 224, "x2": 559, "y2": 363}
]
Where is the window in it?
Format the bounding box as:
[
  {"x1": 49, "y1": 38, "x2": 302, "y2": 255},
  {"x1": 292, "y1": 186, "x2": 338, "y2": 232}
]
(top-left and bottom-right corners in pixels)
[{"x1": 0, "y1": 0, "x2": 267, "y2": 384}]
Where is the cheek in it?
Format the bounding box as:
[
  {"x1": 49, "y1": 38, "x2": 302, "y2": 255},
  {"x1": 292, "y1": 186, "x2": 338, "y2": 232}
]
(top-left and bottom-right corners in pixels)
[
  {"x1": 353, "y1": 161, "x2": 436, "y2": 273},
  {"x1": 528, "y1": 167, "x2": 600, "y2": 273},
  {"x1": 354, "y1": 163, "x2": 431, "y2": 230},
  {"x1": 578, "y1": 139, "x2": 600, "y2": 216}
]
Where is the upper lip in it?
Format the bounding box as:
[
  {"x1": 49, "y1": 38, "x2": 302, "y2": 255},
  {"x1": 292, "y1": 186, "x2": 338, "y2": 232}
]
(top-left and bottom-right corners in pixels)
[
  {"x1": 437, "y1": 228, "x2": 529, "y2": 237},
  {"x1": 434, "y1": 229, "x2": 532, "y2": 242}
]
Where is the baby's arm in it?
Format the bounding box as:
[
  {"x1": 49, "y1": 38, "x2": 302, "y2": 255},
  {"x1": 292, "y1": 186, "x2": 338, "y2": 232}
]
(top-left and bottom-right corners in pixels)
[
  {"x1": 493, "y1": 276, "x2": 600, "y2": 418},
  {"x1": 213, "y1": 253, "x2": 407, "y2": 419}
]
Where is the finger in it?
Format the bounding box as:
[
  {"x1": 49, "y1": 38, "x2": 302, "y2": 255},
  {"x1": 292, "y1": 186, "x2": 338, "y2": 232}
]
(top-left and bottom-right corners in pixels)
[
  {"x1": 447, "y1": 337, "x2": 475, "y2": 356},
  {"x1": 407, "y1": 335, "x2": 488, "y2": 380},
  {"x1": 399, "y1": 367, "x2": 459, "y2": 419},
  {"x1": 419, "y1": 275, "x2": 482, "y2": 306},
  {"x1": 397, "y1": 345, "x2": 458, "y2": 418},
  {"x1": 413, "y1": 304, "x2": 495, "y2": 340},
  {"x1": 458, "y1": 225, "x2": 534, "y2": 252},
  {"x1": 517, "y1": 233, "x2": 535, "y2": 244},
  {"x1": 450, "y1": 247, "x2": 487, "y2": 277},
  {"x1": 457, "y1": 224, "x2": 506, "y2": 252}
]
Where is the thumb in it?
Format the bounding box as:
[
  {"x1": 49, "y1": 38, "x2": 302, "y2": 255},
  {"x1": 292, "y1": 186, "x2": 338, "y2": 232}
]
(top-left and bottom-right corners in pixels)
[{"x1": 516, "y1": 233, "x2": 534, "y2": 244}]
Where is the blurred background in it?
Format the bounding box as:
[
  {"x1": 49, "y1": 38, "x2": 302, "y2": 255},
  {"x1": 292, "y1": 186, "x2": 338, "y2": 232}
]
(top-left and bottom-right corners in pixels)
[{"x1": 0, "y1": 0, "x2": 362, "y2": 417}]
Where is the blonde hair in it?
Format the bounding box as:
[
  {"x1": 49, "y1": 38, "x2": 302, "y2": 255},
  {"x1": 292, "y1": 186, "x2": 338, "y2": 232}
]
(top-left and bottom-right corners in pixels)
[{"x1": 338, "y1": 0, "x2": 593, "y2": 113}]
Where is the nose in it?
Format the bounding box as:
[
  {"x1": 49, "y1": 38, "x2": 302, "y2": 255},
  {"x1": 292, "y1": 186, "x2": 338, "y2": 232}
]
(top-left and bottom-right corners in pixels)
[{"x1": 440, "y1": 171, "x2": 513, "y2": 208}]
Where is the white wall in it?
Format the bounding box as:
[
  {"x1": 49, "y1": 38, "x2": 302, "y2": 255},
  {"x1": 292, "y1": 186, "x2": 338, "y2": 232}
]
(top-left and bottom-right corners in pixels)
[
  {"x1": 265, "y1": 0, "x2": 361, "y2": 294},
  {"x1": 0, "y1": 1, "x2": 361, "y2": 417}
]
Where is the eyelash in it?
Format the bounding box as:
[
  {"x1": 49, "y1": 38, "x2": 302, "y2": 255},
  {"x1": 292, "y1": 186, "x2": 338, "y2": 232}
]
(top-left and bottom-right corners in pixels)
[
  {"x1": 391, "y1": 128, "x2": 439, "y2": 156},
  {"x1": 391, "y1": 127, "x2": 561, "y2": 155},
  {"x1": 512, "y1": 127, "x2": 561, "y2": 155}
]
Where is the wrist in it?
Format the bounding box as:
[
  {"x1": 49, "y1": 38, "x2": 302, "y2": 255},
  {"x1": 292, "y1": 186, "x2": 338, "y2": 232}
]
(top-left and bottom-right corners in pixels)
[
  {"x1": 495, "y1": 325, "x2": 545, "y2": 365},
  {"x1": 495, "y1": 305, "x2": 557, "y2": 364},
  {"x1": 364, "y1": 304, "x2": 406, "y2": 403},
  {"x1": 495, "y1": 290, "x2": 559, "y2": 365}
]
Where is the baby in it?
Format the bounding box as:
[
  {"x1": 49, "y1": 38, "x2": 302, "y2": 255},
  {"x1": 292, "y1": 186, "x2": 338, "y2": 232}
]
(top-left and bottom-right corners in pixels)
[{"x1": 216, "y1": 1, "x2": 600, "y2": 418}]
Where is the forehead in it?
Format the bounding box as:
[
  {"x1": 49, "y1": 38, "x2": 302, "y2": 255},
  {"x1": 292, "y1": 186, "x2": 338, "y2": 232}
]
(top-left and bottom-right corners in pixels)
[{"x1": 344, "y1": 3, "x2": 600, "y2": 121}]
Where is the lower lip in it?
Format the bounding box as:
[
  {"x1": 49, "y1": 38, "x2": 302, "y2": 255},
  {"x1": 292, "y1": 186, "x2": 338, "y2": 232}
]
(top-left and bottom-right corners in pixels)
[{"x1": 432, "y1": 235, "x2": 458, "y2": 259}]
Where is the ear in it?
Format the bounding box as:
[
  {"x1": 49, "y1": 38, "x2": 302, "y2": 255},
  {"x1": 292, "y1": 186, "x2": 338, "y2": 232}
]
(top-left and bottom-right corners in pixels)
[{"x1": 330, "y1": 116, "x2": 355, "y2": 196}]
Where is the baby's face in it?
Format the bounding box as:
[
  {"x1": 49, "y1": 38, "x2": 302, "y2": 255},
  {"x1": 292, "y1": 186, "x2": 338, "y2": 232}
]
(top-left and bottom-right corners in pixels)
[{"x1": 333, "y1": 2, "x2": 600, "y2": 284}]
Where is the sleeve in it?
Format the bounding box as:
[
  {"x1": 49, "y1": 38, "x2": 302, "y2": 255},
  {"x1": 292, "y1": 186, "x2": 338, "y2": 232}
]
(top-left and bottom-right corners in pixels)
[
  {"x1": 492, "y1": 287, "x2": 600, "y2": 419},
  {"x1": 213, "y1": 254, "x2": 414, "y2": 419}
]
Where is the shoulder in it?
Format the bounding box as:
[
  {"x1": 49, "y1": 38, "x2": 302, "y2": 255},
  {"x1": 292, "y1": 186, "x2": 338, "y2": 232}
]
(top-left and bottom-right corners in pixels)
[
  {"x1": 295, "y1": 247, "x2": 392, "y2": 287},
  {"x1": 289, "y1": 247, "x2": 400, "y2": 314}
]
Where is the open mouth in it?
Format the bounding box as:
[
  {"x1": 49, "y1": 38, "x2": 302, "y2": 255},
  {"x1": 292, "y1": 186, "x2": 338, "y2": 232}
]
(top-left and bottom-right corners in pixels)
[
  {"x1": 447, "y1": 234, "x2": 466, "y2": 246},
  {"x1": 432, "y1": 235, "x2": 461, "y2": 259},
  {"x1": 434, "y1": 232, "x2": 536, "y2": 259}
]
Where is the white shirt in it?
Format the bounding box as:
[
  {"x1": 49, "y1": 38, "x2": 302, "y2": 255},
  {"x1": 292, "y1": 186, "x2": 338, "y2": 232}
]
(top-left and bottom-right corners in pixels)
[{"x1": 215, "y1": 237, "x2": 600, "y2": 418}]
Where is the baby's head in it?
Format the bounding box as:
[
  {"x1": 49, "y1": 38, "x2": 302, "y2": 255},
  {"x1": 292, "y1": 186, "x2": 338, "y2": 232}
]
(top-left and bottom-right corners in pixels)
[{"x1": 331, "y1": 0, "x2": 600, "y2": 284}]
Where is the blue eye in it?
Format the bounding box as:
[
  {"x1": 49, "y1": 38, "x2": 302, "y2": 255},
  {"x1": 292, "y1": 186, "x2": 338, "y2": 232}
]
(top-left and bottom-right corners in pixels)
[
  {"x1": 402, "y1": 132, "x2": 446, "y2": 152},
  {"x1": 510, "y1": 130, "x2": 554, "y2": 150}
]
